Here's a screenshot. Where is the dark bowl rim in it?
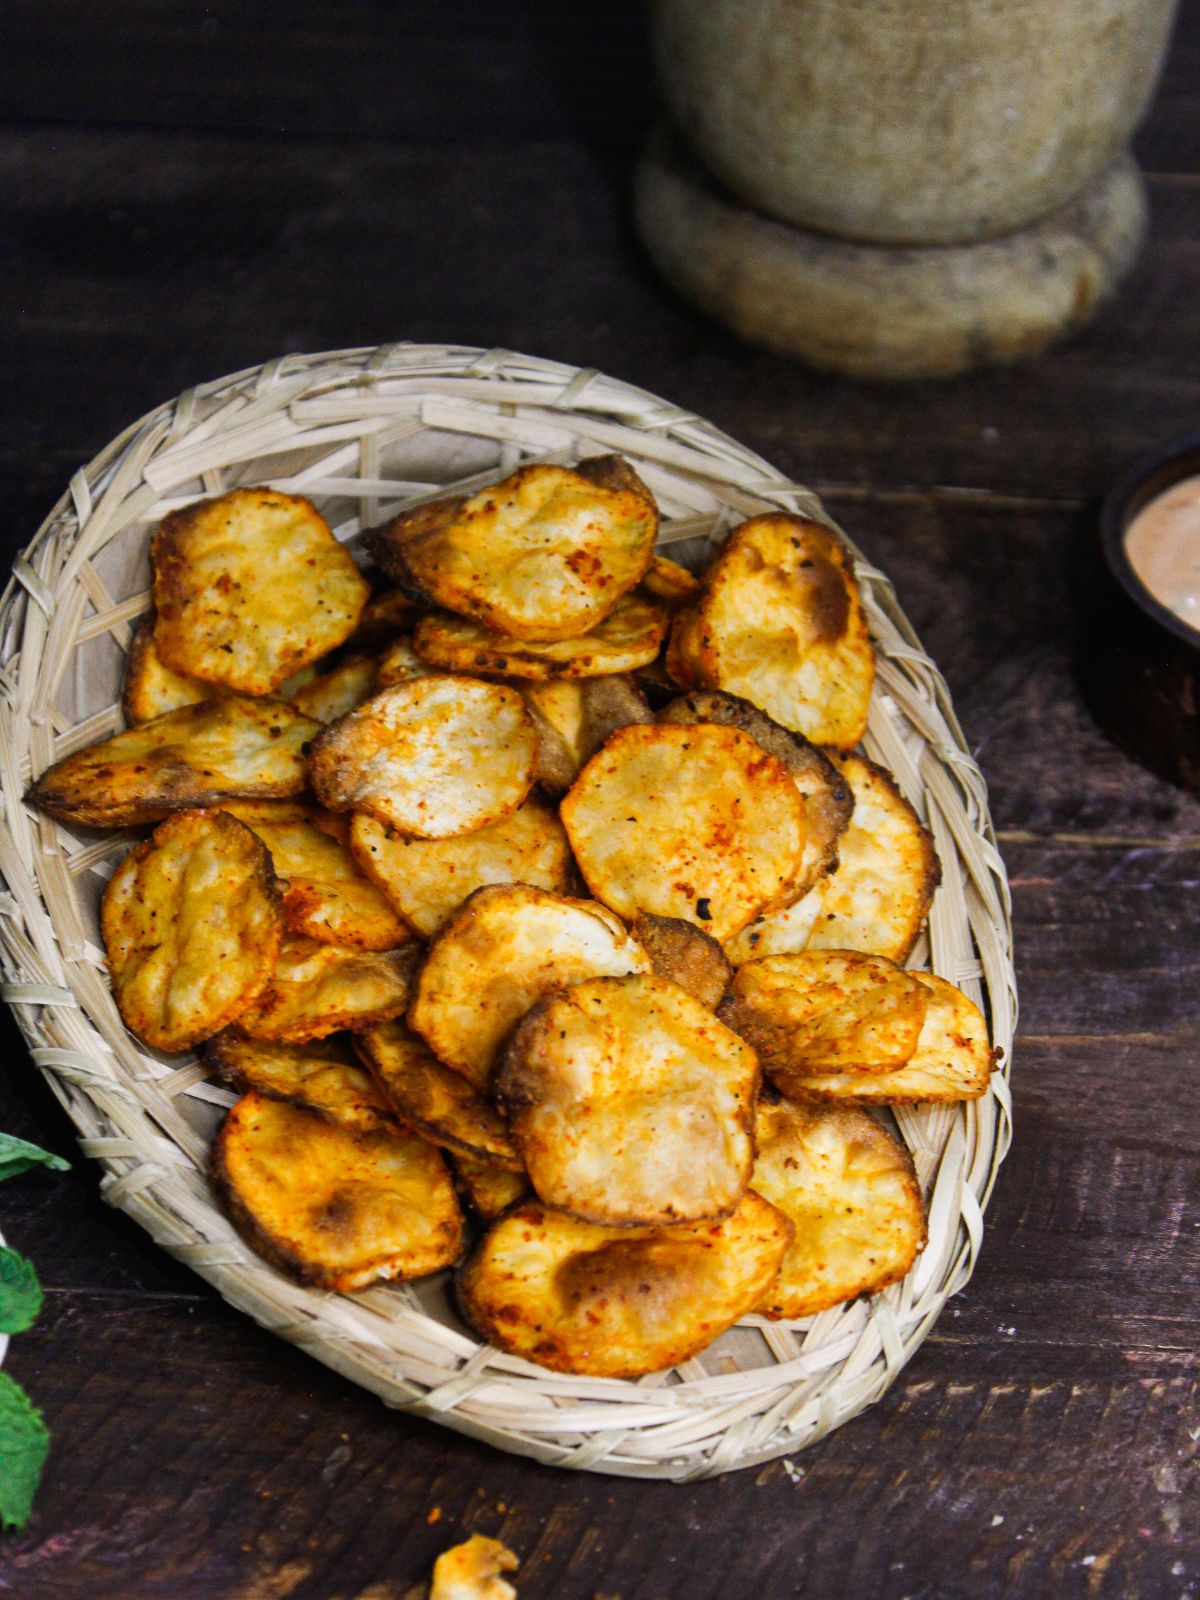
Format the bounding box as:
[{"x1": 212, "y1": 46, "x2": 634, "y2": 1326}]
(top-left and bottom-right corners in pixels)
[{"x1": 1100, "y1": 431, "x2": 1200, "y2": 648}]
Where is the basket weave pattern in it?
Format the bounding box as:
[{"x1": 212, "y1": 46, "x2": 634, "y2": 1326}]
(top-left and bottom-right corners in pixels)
[{"x1": 0, "y1": 345, "x2": 1015, "y2": 1480}]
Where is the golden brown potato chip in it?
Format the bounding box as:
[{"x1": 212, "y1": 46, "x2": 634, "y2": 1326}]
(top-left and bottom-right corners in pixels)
[
  {"x1": 221, "y1": 800, "x2": 410, "y2": 949},
  {"x1": 206, "y1": 1031, "x2": 400, "y2": 1134},
  {"x1": 640, "y1": 552, "x2": 700, "y2": 607},
  {"x1": 101, "y1": 809, "x2": 281, "y2": 1052},
  {"x1": 498, "y1": 974, "x2": 757, "y2": 1226},
  {"x1": 237, "y1": 933, "x2": 420, "y2": 1043},
  {"x1": 719, "y1": 952, "x2": 929, "y2": 1078},
  {"x1": 368, "y1": 457, "x2": 658, "y2": 642},
  {"x1": 215, "y1": 1092, "x2": 461, "y2": 1290},
  {"x1": 560, "y1": 723, "x2": 806, "y2": 942},
  {"x1": 518, "y1": 676, "x2": 653, "y2": 794},
  {"x1": 791, "y1": 973, "x2": 994, "y2": 1104},
  {"x1": 430, "y1": 1535, "x2": 519, "y2": 1600},
  {"x1": 752, "y1": 1098, "x2": 926, "y2": 1319},
  {"x1": 412, "y1": 594, "x2": 668, "y2": 681},
  {"x1": 727, "y1": 754, "x2": 940, "y2": 966},
  {"x1": 122, "y1": 618, "x2": 215, "y2": 724},
  {"x1": 356, "y1": 1020, "x2": 521, "y2": 1168},
  {"x1": 658, "y1": 689, "x2": 853, "y2": 898},
  {"x1": 374, "y1": 636, "x2": 434, "y2": 688},
  {"x1": 152, "y1": 488, "x2": 369, "y2": 694},
  {"x1": 289, "y1": 654, "x2": 379, "y2": 725},
  {"x1": 308, "y1": 677, "x2": 538, "y2": 839},
  {"x1": 408, "y1": 884, "x2": 652, "y2": 1090},
  {"x1": 458, "y1": 1191, "x2": 793, "y2": 1377},
  {"x1": 27, "y1": 697, "x2": 321, "y2": 829},
  {"x1": 448, "y1": 1152, "x2": 530, "y2": 1224},
  {"x1": 349, "y1": 799, "x2": 571, "y2": 939},
  {"x1": 668, "y1": 515, "x2": 875, "y2": 749},
  {"x1": 629, "y1": 912, "x2": 732, "y2": 1010}
]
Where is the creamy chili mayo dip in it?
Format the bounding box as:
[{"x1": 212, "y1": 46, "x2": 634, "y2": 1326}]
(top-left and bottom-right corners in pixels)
[{"x1": 1124, "y1": 474, "x2": 1200, "y2": 632}]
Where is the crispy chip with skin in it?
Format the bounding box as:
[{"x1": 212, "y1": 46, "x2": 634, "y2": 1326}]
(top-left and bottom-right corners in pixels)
[
  {"x1": 152, "y1": 489, "x2": 369, "y2": 694},
  {"x1": 206, "y1": 1032, "x2": 400, "y2": 1134},
  {"x1": 788, "y1": 973, "x2": 994, "y2": 1104},
  {"x1": 629, "y1": 912, "x2": 732, "y2": 1010},
  {"x1": 308, "y1": 677, "x2": 538, "y2": 839},
  {"x1": 367, "y1": 457, "x2": 658, "y2": 642},
  {"x1": 122, "y1": 620, "x2": 321, "y2": 725},
  {"x1": 752, "y1": 1098, "x2": 926, "y2": 1318},
  {"x1": 498, "y1": 974, "x2": 757, "y2": 1226},
  {"x1": 430, "y1": 1535, "x2": 519, "y2": 1600},
  {"x1": 669, "y1": 514, "x2": 875, "y2": 749},
  {"x1": 727, "y1": 754, "x2": 940, "y2": 965},
  {"x1": 457, "y1": 1192, "x2": 793, "y2": 1378},
  {"x1": 101, "y1": 809, "x2": 281, "y2": 1052},
  {"x1": 408, "y1": 884, "x2": 653, "y2": 1090},
  {"x1": 349, "y1": 800, "x2": 571, "y2": 938},
  {"x1": 289, "y1": 654, "x2": 379, "y2": 725},
  {"x1": 517, "y1": 676, "x2": 653, "y2": 794},
  {"x1": 27, "y1": 697, "x2": 321, "y2": 829},
  {"x1": 356, "y1": 1020, "x2": 521, "y2": 1168},
  {"x1": 560, "y1": 723, "x2": 806, "y2": 942},
  {"x1": 215, "y1": 1092, "x2": 461, "y2": 1290},
  {"x1": 448, "y1": 1152, "x2": 530, "y2": 1224},
  {"x1": 659, "y1": 690, "x2": 854, "y2": 898},
  {"x1": 719, "y1": 952, "x2": 929, "y2": 1077},
  {"x1": 237, "y1": 933, "x2": 420, "y2": 1042},
  {"x1": 221, "y1": 799, "x2": 410, "y2": 949},
  {"x1": 412, "y1": 594, "x2": 668, "y2": 681},
  {"x1": 640, "y1": 552, "x2": 700, "y2": 607},
  {"x1": 374, "y1": 636, "x2": 434, "y2": 688}
]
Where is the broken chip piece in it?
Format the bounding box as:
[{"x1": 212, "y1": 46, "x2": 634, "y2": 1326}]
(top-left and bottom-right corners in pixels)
[
  {"x1": 237, "y1": 932, "x2": 420, "y2": 1043},
  {"x1": 207, "y1": 1031, "x2": 400, "y2": 1135}
]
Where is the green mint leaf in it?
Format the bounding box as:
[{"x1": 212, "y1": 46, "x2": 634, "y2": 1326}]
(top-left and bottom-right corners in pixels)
[
  {"x1": 0, "y1": 1372, "x2": 50, "y2": 1531},
  {"x1": 0, "y1": 1250, "x2": 42, "y2": 1335},
  {"x1": 0, "y1": 1131, "x2": 69, "y2": 1183}
]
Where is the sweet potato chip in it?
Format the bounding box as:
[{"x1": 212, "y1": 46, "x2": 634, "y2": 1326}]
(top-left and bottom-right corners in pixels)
[
  {"x1": 448, "y1": 1152, "x2": 530, "y2": 1224},
  {"x1": 457, "y1": 1191, "x2": 793, "y2": 1377},
  {"x1": 222, "y1": 800, "x2": 410, "y2": 949},
  {"x1": 791, "y1": 973, "x2": 994, "y2": 1104},
  {"x1": 308, "y1": 678, "x2": 538, "y2": 839},
  {"x1": 215, "y1": 1092, "x2": 461, "y2": 1290},
  {"x1": 412, "y1": 594, "x2": 668, "y2": 681},
  {"x1": 518, "y1": 676, "x2": 652, "y2": 793},
  {"x1": 367, "y1": 457, "x2": 658, "y2": 641},
  {"x1": 207, "y1": 1032, "x2": 399, "y2": 1134},
  {"x1": 640, "y1": 552, "x2": 700, "y2": 607},
  {"x1": 668, "y1": 514, "x2": 875, "y2": 749},
  {"x1": 101, "y1": 809, "x2": 281, "y2": 1052},
  {"x1": 152, "y1": 488, "x2": 369, "y2": 694},
  {"x1": 498, "y1": 974, "x2": 757, "y2": 1226},
  {"x1": 752, "y1": 1097, "x2": 926, "y2": 1318},
  {"x1": 719, "y1": 952, "x2": 928, "y2": 1077},
  {"x1": 375, "y1": 636, "x2": 434, "y2": 688},
  {"x1": 237, "y1": 933, "x2": 420, "y2": 1042},
  {"x1": 27, "y1": 697, "x2": 321, "y2": 829},
  {"x1": 408, "y1": 884, "x2": 652, "y2": 1090},
  {"x1": 430, "y1": 1535, "x2": 519, "y2": 1600},
  {"x1": 560, "y1": 723, "x2": 806, "y2": 942},
  {"x1": 349, "y1": 799, "x2": 571, "y2": 938},
  {"x1": 629, "y1": 912, "x2": 732, "y2": 1010},
  {"x1": 289, "y1": 654, "x2": 379, "y2": 725},
  {"x1": 357, "y1": 1020, "x2": 520, "y2": 1168}
]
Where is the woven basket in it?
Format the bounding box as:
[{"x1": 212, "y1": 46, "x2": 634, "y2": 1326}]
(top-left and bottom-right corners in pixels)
[{"x1": 0, "y1": 344, "x2": 1015, "y2": 1481}]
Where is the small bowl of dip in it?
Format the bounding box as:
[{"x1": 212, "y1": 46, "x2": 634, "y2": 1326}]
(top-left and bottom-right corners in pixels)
[{"x1": 1085, "y1": 433, "x2": 1200, "y2": 794}]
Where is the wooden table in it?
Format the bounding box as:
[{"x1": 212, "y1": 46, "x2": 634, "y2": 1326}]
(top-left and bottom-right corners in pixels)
[{"x1": 3, "y1": 5, "x2": 1199, "y2": 1595}]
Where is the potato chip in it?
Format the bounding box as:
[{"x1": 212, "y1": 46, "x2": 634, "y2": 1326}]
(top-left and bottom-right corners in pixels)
[
  {"x1": 727, "y1": 754, "x2": 940, "y2": 965},
  {"x1": 222, "y1": 800, "x2": 410, "y2": 949},
  {"x1": 357, "y1": 1020, "x2": 521, "y2": 1168},
  {"x1": 668, "y1": 514, "x2": 875, "y2": 749},
  {"x1": 560, "y1": 723, "x2": 806, "y2": 942},
  {"x1": 349, "y1": 799, "x2": 571, "y2": 938},
  {"x1": 122, "y1": 618, "x2": 216, "y2": 724},
  {"x1": 457, "y1": 1192, "x2": 793, "y2": 1377},
  {"x1": 719, "y1": 952, "x2": 929, "y2": 1077},
  {"x1": 308, "y1": 677, "x2": 538, "y2": 839},
  {"x1": 408, "y1": 884, "x2": 652, "y2": 1090},
  {"x1": 640, "y1": 552, "x2": 700, "y2": 607},
  {"x1": 349, "y1": 588, "x2": 417, "y2": 649},
  {"x1": 375, "y1": 636, "x2": 434, "y2": 688},
  {"x1": 289, "y1": 654, "x2": 379, "y2": 725},
  {"x1": 752, "y1": 1098, "x2": 926, "y2": 1318},
  {"x1": 237, "y1": 932, "x2": 419, "y2": 1042},
  {"x1": 152, "y1": 488, "x2": 369, "y2": 694},
  {"x1": 517, "y1": 676, "x2": 652, "y2": 794},
  {"x1": 368, "y1": 457, "x2": 658, "y2": 642},
  {"x1": 207, "y1": 1032, "x2": 400, "y2": 1134},
  {"x1": 448, "y1": 1151, "x2": 530, "y2": 1224},
  {"x1": 658, "y1": 689, "x2": 854, "y2": 897},
  {"x1": 498, "y1": 974, "x2": 757, "y2": 1226},
  {"x1": 101, "y1": 809, "x2": 281, "y2": 1052},
  {"x1": 629, "y1": 912, "x2": 732, "y2": 1010},
  {"x1": 431, "y1": 1535, "x2": 519, "y2": 1600},
  {"x1": 412, "y1": 594, "x2": 668, "y2": 681},
  {"x1": 27, "y1": 697, "x2": 321, "y2": 829},
  {"x1": 791, "y1": 973, "x2": 994, "y2": 1104},
  {"x1": 215, "y1": 1092, "x2": 461, "y2": 1290}
]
